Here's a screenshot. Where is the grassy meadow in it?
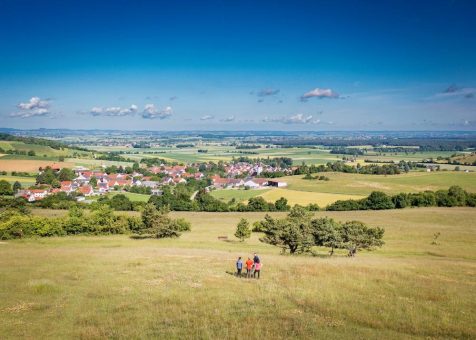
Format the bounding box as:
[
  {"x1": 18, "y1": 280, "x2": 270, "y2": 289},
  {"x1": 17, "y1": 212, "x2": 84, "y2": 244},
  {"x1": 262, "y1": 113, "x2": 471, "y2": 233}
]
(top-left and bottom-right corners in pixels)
[
  {"x1": 281, "y1": 171, "x2": 476, "y2": 196},
  {"x1": 208, "y1": 171, "x2": 476, "y2": 207},
  {"x1": 1, "y1": 208, "x2": 475, "y2": 339}
]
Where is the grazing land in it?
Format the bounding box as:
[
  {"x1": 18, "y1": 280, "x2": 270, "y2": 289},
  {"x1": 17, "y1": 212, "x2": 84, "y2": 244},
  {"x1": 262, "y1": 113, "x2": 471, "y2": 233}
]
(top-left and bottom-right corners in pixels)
[
  {"x1": 280, "y1": 171, "x2": 476, "y2": 196},
  {"x1": 1, "y1": 208, "x2": 475, "y2": 339}
]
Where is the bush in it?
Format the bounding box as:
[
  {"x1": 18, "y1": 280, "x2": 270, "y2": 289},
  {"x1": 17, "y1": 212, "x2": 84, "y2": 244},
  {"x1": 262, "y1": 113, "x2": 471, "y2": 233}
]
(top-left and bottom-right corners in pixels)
[
  {"x1": 362, "y1": 191, "x2": 395, "y2": 210},
  {"x1": 327, "y1": 199, "x2": 362, "y2": 211}
]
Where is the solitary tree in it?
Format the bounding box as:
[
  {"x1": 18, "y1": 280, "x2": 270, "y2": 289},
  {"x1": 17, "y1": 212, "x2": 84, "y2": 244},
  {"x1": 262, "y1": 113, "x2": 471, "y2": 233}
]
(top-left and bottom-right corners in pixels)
[
  {"x1": 235, "y1": 218, "x2": 251, "y2": 242},
  {"x1": 139, "y1": 203, "x2": 183, "y2": 238},
  {"x1": 13, "y1": 181, "x2": 22, "y2": 194}
]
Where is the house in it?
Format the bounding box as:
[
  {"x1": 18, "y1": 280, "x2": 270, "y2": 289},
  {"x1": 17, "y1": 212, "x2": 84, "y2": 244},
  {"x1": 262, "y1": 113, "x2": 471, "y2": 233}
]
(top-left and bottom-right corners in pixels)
[
  {"x1": 60, "y1": 181, "x2": 75, "y2": 193},
  {"x1": 78, "y1": 185, "x2": 94, "y2": 197},
  {"x1": 17, "y1": 189, "x2": 49, "y2": 202},
  {"x1": 151, "y1": 189, "x2": 163, "y2": 196},
  {"x1": 142, "y1": 180, "x2": 160, "y2": 189},
  {"x1": 268, "y1": 180, "x2": 287, "y2": 188},
  {"x1": 244, "y1": 178, "x2": 269, "y2": 189}
]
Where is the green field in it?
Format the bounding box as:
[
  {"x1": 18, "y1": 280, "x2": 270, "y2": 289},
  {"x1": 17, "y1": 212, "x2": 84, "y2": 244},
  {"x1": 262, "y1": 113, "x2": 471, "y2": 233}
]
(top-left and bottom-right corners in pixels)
[
  {"x1": 210, "y1": 188, "x2": 270, "y2": 202},
  {"x1": 279, "y1": 171, "x2": 476, "y2": 196},
  {"x1": 0, "y1": 175, "x2": 36, "y2": 186},
  {"x1": 94, "y1": 144, "x2": 470, "y2": 166},
  {"x1": 1, "y1": 208, "x2": 475, "y2": 338},
  {"x1": 109, "y1": 191, "x2": 151, "y2": 202},
  {"x1": 0, "y1": 141, "x2": 77, "y2": 158}
]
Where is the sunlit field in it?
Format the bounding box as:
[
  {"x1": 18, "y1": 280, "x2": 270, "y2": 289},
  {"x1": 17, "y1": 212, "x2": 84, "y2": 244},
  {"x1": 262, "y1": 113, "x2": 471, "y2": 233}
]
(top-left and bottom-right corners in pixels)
[{"x1": 1, "y1": 208, "x2": 475, "y2": 339}]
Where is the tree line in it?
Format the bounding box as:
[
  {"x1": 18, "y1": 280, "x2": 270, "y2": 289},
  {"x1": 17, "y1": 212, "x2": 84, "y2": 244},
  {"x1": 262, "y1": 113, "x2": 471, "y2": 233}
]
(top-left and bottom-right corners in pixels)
[{"x1": 0, "y1": 203, "x2": 190, "y2": 240}]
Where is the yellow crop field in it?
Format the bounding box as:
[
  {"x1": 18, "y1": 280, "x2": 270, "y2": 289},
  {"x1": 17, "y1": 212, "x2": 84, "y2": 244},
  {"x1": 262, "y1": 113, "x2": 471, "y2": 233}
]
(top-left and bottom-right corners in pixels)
[
  {"x1": 259, "y1": 188, "x2": 365, "y2": 206},
  {"x1": 0, "y1": 160, "x2": 74, "y2": 172}
]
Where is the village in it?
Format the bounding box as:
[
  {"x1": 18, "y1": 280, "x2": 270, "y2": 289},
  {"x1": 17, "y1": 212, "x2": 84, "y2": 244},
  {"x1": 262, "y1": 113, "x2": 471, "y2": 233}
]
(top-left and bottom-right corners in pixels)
[{"x1": 15, "y1": 161, "x2": 289, "y2": 202}]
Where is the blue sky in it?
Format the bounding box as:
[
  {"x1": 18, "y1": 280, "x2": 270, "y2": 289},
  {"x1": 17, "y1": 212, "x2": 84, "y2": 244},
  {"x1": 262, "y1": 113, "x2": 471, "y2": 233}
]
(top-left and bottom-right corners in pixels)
[{"x1": 0, "y1": 0, "x2": 475, "y2": 130}]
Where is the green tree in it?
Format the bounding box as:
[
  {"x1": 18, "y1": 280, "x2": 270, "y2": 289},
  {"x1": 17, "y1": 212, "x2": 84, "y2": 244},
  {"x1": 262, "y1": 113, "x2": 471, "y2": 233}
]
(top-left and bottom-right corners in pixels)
[
  {"x1": 13, "y1": 181, "x2": 22, "y2": 193},
  {"x1": 58, "y1": 168, "x2": 75, "y2": 181},
  {"x1": 109, "y1": 194, "x2": 133, "y2": 211},
  {"x1": 89, "y1": 176, "x2": 98, "y2": 188},
  {"x1": 139, "y1": 203, "x2": 184, "y2": 238},
  {"x1": 274, "y1": 197, "x2": 290, "y2": 211},
  {"x1": 340, "y1": 221, "x2": 385, "y2": 256},
  {"x1": 260, "y1": 206, "x2": 314, "y2": 254},
  {"x1": 311, "y1": 217, "x2": 342, "y2": 255},
  {"x1": 0, "y1": 180, "x2": 13, "y2": 195},
  {"x1": 363, "y1": 191, "x2": 395, "y2": 210},
  {"x1": 234, "y1": 218, "x2": 251, "y2": 241}
]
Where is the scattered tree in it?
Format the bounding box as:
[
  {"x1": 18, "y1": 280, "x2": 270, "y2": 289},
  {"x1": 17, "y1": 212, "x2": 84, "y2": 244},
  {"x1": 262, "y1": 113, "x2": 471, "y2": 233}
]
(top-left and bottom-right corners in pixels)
[{"x1": 234, "y1": 218, "x2": 251, "y2": 241}]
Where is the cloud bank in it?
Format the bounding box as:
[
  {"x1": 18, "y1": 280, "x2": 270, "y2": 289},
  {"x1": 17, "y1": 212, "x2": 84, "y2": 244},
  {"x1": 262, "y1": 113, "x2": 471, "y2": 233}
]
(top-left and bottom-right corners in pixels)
[
  {"x1": 11, "y1": 97, "x2": 51, "y2": 118},
  {"x1": 263, "y1": 113, "x2": 320, "y2": 124},
  {"x1": 142, "y1": 104, "x2": 173, "y2": 119}
]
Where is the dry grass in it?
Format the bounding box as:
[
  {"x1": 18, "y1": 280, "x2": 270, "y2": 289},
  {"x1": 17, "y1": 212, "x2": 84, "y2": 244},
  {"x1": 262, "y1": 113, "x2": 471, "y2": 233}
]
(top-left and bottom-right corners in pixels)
[
  {"x1": 258, "y1": 188, "x2": 365, "y2": 206},
  {"x1": 1, "y1": 208, "x2": 475, "y2": 339},
  {"x1": 0, "y1": 160, "x2": 74, "y2": 172}
]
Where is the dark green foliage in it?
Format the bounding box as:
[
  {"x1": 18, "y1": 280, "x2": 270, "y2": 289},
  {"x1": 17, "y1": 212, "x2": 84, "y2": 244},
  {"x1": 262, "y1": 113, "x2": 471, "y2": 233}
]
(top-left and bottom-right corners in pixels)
[
  {"x1": 234, "y1": 218, "x2": 251, "y2": 241},
  {"x1": 138, "y1": 203, "x2": 190, "y2": 238},
  {"x1": 392, "y1": 193, "x2": 410, "y2": 209},
  {"x1": 274, "y1": 197, "x2": 290, "y2": 211},
  {"x1": 327, "y1": 199, "x2": 362, "y2": 211},
  {"x1": 58, "y1": 168, "x2": 75, "y2": 181},
  {"x1": 311, "y1": 217, "x2": 342, "y2": 255},
  {"x1": 35, "y1": 192, "x2": 76, "y2": 209},
  {"x1": 247, "y1": 197, "x2": 270, "y2": 211},
  {"x1": 259, "y1": 207, "x2": 385, "y2": 256},
  {"x1": 195, "y1": 190, "x2": 229, "y2": 212},
  {"x1": 0, "y1": 180, "x2": 13, "y2": 195},
  {"x1": 109, "y1": 194, "x2": 133, "y2": 211},
  {"x1": 340, "y1": 221, "x2": 385, "y2": 256},
  {"x1": 362, "y1": 191, "x2": 395, "y2": 210},
  {"x1": 13, "y1": 181, "x2": 22, "y2": 193},
  {"x1": 326, "y1": 186, "x2": 473, "y2": 211}
]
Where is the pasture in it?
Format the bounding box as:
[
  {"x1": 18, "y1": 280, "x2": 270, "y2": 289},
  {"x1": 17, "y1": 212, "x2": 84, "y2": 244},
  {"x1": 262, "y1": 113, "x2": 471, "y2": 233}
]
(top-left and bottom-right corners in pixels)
[
  {"x1": 1, "y1": 208, "x2": 475, "y2": 339},
  {"x1": 280, "y1": 171, "x2": 476, "y2": 196}
]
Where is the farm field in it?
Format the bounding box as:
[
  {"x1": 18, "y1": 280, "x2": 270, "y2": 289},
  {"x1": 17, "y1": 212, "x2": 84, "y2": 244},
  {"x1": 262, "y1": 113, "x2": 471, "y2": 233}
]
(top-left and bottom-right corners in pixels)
[
  {"x1": 210, "y1": 188, "x2": 270, "y2": 203},
  {"x1": 0, "y1": 141, "x2": 73, "y2": 157},
  {"x1": 279, "y1": 171, "x2": 476, "y2": 196},
  {"x1": 2, "y1": 208, "x2": 475, "y2": 339},
  {"x1": 0, "y1": 159, "x2": 74, "y2": 172},
  {"x1": 109, "y1": 191, "x2": 151, "y2": 202},
  {"x1": 258, "y1": 188, "x2": 365, "y2": 206},
  {"x1": 0, "y1": 175, "x2": 36, "y2": 186}
]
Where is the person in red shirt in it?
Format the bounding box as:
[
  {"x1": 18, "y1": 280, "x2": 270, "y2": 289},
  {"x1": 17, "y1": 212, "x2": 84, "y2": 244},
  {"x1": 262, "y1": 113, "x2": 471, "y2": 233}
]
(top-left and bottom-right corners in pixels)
[{"x1": 245, "y1": 257, "x2": 254, "y2": 278}]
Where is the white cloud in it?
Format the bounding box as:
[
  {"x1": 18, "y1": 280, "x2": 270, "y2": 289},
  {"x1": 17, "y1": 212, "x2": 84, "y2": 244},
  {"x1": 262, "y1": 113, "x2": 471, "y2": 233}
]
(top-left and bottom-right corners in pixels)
[
  {"x1": 200, "y1": 115, "x2": 214, "y2": 120},
  {"x1": 263, "y1": 113, "x2": 320, "y2": 124},
  {"x1": 221, "y1": 115, "x2": 235, "y2": 122},
  {"x1": 142, "y1": 104, "x2": 173, "y2": 119},
  {"x1": 89, "y1": 104, "x2": 138, "y2": 116},
  {"x1": 301, "y1": 88, "x2": 340, "y2": 101},
  {"x1": 11, "y1": 97, "x2": 51, "y2": 118}
]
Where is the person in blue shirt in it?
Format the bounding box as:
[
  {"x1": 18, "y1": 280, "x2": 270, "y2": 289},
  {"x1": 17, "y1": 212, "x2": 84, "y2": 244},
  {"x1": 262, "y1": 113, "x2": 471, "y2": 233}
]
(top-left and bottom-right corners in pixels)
[{"x1": 236, "y1": 257, "x2": 243, "y2": 277}]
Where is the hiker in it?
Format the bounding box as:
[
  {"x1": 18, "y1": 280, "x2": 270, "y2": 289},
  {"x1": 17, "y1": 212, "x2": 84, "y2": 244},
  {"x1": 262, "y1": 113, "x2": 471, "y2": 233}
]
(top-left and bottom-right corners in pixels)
[
  {"x1": 236, "y1": 257, "x2": 243, "y2": 277},
  {"x1": 253, "y1": 261, "x2": 261, "y2": 279},
  {"x1": 245, "y1": 257, "x2": 254, "y2": 278},
  {"x1": 253, "y1": 253, "x2": 260, "y2": 264}
]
